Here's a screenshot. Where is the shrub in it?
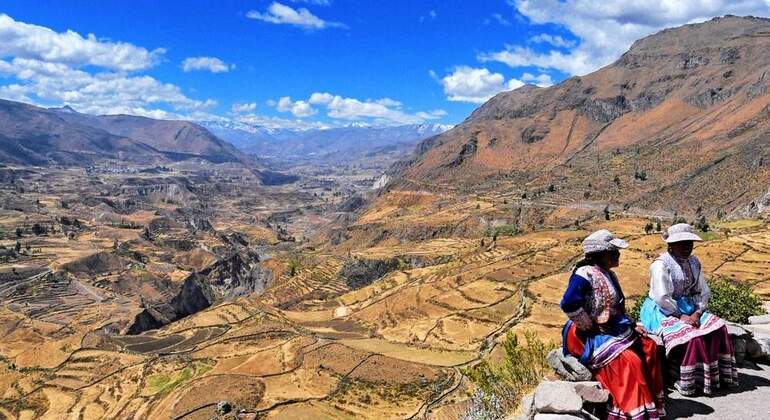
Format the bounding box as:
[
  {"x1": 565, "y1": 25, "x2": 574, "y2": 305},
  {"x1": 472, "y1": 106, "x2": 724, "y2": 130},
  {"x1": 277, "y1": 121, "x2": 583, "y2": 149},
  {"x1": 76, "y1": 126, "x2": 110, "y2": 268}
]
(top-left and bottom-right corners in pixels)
[
  {"x1": 629, "y1": 296, "x2": 646, "y2": 322},
  {"x1": 707, "y1": 278, "x2": 764, "y2": 324},
  {"x1": 463, "y1": 331, "x2": 554, "y2": 417}
]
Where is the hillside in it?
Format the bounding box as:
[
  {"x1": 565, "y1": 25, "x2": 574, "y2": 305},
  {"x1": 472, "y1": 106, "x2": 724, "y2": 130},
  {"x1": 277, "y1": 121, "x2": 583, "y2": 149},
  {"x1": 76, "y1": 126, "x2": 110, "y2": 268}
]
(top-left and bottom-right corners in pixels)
[
  {"x1": 394, "y1": 16, "x2": 770, "y2": 216},
  {"x1": 0, "y1": 100, "x2": 166, "y2": 166},
  {"x1": 52, "y1": 109, "x2": 248, "y2": 164}
]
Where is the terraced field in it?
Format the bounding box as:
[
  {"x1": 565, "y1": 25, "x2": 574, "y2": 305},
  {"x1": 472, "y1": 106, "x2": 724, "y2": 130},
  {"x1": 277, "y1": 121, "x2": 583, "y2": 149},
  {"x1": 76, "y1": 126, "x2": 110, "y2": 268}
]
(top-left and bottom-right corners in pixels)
[{"x1": 2, "y1": 167, "x2": 770, "y2": 419}]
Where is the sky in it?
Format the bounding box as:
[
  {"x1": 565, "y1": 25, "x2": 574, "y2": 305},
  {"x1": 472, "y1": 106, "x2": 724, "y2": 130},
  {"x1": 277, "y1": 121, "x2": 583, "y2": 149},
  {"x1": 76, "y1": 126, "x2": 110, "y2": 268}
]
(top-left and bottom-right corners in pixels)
[{"x1": 1, "y1": 0, "x2": 769, "y2": 129}]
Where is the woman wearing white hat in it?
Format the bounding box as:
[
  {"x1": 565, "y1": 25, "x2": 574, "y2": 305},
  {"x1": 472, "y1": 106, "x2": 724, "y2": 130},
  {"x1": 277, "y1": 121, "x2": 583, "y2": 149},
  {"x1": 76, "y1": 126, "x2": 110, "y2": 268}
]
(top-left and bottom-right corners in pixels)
[
  {"x1": 640, "y1": 223, "x2": 737, "y2": 396},
  {"x1": 561, "y1": 230, "x2": 665, "y2": 420}
]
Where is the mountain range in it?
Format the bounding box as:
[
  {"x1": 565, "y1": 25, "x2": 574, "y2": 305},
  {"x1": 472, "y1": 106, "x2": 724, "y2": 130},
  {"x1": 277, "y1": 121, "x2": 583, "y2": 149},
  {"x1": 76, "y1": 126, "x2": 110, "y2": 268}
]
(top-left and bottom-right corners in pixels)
[
  {"x1": 391, "y1": 15, "x2": 770, "y2": 216},
  {"x1": 201, "y1": 120, "x2": 451, "y2": 164},
  {"x1": 0, "y1": 99, "x2": 248, "y2": 166}
]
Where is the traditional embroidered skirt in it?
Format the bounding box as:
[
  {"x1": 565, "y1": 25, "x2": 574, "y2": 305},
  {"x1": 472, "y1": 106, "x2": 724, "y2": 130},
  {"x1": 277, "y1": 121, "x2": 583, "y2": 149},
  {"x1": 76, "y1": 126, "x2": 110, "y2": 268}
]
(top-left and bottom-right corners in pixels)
[
  {"x1": 564, "y1": 322, "x2": 665, "y2": 419},
  {"x1": 640, "y1": 297, "x2": 738, "y2": 394}
]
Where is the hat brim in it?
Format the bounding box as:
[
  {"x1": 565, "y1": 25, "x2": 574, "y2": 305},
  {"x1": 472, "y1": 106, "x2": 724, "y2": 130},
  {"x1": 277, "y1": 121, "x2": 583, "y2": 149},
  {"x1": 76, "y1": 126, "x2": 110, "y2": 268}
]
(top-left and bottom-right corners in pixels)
[
  {"x1": 664, "y1": 232, "x2": 702, "y2": 243},
  {"x1": 609, "y1": 238, "x2": 629, "y2": 249}
]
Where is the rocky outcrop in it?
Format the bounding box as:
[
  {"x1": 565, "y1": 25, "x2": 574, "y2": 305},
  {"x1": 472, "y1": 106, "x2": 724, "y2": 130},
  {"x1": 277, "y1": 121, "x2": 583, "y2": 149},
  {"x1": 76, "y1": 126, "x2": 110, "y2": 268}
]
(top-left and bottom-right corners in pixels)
[
  {"x1": 339, "y1": 257, "x2": 401, "y2": 289},
  {"x1": 547, "y1": 349, "x2": 593, "y2": 382},
  {"x1": 517, "y1": 380, "x2": 609, "y2": 420},
  {"x1": 125, "y1": 249, "x2": 269, "y2": 334}
]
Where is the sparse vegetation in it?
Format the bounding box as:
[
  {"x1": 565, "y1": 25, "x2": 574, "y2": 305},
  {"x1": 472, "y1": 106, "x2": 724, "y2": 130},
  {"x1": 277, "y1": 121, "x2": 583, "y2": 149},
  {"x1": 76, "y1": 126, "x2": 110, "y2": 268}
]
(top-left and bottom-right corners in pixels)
[
  {"x1": 147, "y1": 361, "x2": 212, "y2": 395},
  {"x1": 463, "y1": 331, "x2": 554, "y2": 416},
  {"x1": 484, "y1": 224, "x2": 518, "y2": 238}
]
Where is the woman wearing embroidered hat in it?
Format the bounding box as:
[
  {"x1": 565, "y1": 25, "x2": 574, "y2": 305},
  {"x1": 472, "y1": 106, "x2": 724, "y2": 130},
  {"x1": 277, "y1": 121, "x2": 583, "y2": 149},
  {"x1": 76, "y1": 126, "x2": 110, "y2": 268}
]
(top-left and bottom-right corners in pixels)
[
  {"x1": 561, "y1": 230, "x2": 665, "y2": 420},
  {"x1": 640, "y1": 223, "x2": 738, "y2": 396}
]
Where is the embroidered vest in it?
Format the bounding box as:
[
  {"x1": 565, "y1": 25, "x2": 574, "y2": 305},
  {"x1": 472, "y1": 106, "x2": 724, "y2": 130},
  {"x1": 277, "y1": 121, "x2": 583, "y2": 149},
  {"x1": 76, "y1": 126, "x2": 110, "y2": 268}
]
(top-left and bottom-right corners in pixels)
[{"x1": 583, "y1": 265, "x2": 623, "y2": 324}]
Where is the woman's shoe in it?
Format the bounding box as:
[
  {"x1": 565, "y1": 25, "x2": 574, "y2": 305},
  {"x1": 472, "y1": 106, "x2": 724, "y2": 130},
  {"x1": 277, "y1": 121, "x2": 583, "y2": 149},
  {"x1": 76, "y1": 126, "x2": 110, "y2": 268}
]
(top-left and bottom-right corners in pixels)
[{"x1": 674, "y1": 381, "x2": 697, "y2": 397}]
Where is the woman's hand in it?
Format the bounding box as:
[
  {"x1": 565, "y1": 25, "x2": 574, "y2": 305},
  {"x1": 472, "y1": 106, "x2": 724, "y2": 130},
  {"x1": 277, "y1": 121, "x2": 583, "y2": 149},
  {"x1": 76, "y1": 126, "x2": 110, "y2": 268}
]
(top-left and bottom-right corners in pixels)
[{"x1": 679, "y1": 313, "x2": 700, "y2": 327}]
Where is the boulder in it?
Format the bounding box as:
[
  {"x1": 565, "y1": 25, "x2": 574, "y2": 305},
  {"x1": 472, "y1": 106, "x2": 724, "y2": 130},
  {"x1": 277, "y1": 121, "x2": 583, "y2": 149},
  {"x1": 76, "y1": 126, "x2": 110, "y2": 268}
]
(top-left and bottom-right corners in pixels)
[
  {"x1": 534, "y1": 381, "x2": 584, "y2": 414},
  {"x1": 573, "y1": 382, "x2": 609, "y2": 403},
  {"x1": 726, "y1": 322, "x2": 750, "y2": 337},
  {"x1": 547, "y1": 349, "x2": 593, "y2": 382},
  {"x1": 756, "y1": 338, "x2": 770, "y2": 360},
  {"x1": 732, "y1": 337, "x2": 747, "y2": 363},
  {"x1": 746, "y1": 338, "x2": 763, "y2": 360},
  {"x1": 518, "y1": 393, "x2": 535, "y2": 420},
  {"x1": 216, "y1": 401, "x2": 232, "y2": 415},
  {"x1": 748, "y1": 314, "x2": 770, "y2": 325}
]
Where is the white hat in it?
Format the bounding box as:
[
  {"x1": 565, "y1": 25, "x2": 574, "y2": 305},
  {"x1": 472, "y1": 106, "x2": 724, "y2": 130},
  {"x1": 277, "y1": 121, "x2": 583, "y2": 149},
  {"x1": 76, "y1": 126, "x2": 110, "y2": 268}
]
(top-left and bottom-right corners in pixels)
[
  {"x1": 663, "y1": 223, "x2": 702, "y2": 243},
  {"x1": 582, "y1": 229, "x2": 629, "y2": 254}
]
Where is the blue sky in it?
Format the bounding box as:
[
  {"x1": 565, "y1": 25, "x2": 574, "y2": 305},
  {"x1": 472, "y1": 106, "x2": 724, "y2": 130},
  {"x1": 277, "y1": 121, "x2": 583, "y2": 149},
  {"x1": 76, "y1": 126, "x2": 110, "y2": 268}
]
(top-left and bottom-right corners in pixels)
[{"x1": 1, "y1": 1, "x2": 769, "y2": 129}]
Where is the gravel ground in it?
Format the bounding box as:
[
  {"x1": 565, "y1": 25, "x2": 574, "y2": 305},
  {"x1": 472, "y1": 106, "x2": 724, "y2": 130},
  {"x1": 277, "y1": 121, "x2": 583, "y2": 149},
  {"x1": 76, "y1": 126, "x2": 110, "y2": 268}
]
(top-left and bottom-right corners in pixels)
[{"x1": 666, "y1": 363, "x2": 770, "y2": 419}]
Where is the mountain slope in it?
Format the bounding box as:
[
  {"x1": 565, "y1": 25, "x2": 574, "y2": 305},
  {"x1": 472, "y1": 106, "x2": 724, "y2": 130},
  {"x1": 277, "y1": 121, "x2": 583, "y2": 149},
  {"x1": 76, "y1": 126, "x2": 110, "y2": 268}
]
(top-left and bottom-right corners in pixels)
[
  {"x1": 394, "y1": 15, "x2": 770, "y2": 216},
  {"x1": 53, "y1": 110, "x2": 248, "y2": 164},
  {"x1": 0, "y1": 99, "x2": 166, "y2": 166}
]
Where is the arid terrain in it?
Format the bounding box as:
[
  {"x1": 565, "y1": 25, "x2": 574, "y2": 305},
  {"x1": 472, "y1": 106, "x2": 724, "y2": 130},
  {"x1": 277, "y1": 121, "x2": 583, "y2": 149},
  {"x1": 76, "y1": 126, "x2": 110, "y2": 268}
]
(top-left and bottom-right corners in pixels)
[{"x1": 1, "y1": 14, "x2": 770, "y2": 420}]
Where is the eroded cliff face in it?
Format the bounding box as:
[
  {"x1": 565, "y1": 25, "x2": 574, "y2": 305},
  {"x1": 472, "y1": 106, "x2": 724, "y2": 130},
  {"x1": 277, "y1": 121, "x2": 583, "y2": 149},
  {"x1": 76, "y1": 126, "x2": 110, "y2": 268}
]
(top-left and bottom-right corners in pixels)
[
  {"x1": 126, "y1": 250, "x2": 273, "y2": 334},
  {"x1": 395, "y1": 16, "x2": 770, "y2": 216}
]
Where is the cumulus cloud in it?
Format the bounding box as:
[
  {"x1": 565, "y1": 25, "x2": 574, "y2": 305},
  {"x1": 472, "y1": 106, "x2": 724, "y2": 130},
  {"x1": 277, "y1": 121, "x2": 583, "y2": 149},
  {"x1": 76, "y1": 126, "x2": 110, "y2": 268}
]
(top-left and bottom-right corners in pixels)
[
  {"x1": 0, "y1": 57, "x2": 215, "y2": 117},
  {"x1": 0, "y1": 15, "x2": 218, "y2": 119},
  {"x1": 0, "y1": 14, "x2": 163, "y2": 71},
  {"x1": 521, "y1": 72, "x2": 554, "y2": 87},
  {"x1": 270, "y1": 92, "x2": 443, "y2": 125},
  {"x1": 291, "y1": 0, "x2": 331, "y2": 5},
  {"x1": 273, "y1": 96, "x2": 317, "y2": 117},
  {"x1": 439, "y1": 66, "x2": 524, "y2": 103},
  {"x1": 231, "y1": 102, "x2": 257, "y2": 113},
  {"x1": 247, "y1": 2, "x2": 346, "y2": 29},
  {"x1": 480, "y1": 0, "x2": 770, "y2": 76},
  {"x1": 529, "y1": 33, "x2": 576, "y2": 48},
  {"x1": 181, "y1": 56, "x2": 233, "y2": 73}
]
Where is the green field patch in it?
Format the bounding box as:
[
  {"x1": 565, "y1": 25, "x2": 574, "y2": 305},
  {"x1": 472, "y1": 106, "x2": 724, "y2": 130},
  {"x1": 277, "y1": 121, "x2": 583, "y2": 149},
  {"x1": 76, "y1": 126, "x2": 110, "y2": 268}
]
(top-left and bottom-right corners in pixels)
[{"x1": 147, "y1": 361, "x2": 212, "y2": 395}]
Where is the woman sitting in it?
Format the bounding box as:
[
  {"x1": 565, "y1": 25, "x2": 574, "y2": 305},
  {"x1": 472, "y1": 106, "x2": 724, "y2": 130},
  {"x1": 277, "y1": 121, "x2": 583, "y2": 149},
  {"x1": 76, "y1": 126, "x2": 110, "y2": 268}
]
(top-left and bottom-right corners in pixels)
[
  {"x1": 561, "y1": 230, "x2": 665, "y2": 420},
  {"x1": 640, "y1": 223, "x2": 738, "y2": 396}
]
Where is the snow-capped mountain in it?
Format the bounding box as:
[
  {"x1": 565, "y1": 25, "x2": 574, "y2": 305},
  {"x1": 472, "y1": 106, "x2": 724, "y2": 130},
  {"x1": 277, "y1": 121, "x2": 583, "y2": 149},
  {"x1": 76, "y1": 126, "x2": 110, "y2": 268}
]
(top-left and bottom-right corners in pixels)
[{"x1": 198, "y1": 120, "x2": 452, "y2": 163}]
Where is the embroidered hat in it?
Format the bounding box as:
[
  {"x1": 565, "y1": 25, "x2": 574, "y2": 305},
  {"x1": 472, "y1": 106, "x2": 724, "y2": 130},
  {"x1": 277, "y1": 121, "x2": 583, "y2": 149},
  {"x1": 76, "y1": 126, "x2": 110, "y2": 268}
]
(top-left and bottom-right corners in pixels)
[
  {"x1": 663, "y1": 223, "x2": 702, "y2": 243},
  {"x1": 582, "y1": 229, "x2": 629, "y2": 254}
]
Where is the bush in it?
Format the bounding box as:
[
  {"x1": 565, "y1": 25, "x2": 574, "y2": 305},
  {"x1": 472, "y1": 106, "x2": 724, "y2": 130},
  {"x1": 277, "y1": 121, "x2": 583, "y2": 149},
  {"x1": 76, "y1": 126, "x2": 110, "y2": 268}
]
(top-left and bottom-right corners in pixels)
[
  {"x1": 463, "y1": 331, "x2": 554, "y2": 417},
  {"x1": 629, "y1": 296, "x2": 646, "y2": 322},
  {"x1": 707, "y1": 278, "x2": 764, "y2": 324}
]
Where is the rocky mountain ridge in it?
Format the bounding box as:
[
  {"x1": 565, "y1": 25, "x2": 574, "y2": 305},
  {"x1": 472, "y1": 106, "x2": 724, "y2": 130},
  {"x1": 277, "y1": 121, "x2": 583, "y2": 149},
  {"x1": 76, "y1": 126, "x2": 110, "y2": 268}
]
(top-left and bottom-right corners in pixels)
[
  {"x1": 0, "y1": 99, "x2": 249, "y2": 166},
  {"x1": 393, "y1": 15, "x2": 770, "y2": 217}
]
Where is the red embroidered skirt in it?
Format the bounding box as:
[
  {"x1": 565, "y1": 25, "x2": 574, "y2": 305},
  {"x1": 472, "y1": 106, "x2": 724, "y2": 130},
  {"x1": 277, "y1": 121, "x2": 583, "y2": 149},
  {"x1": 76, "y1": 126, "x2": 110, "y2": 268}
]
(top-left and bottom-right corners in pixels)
[{"x1": 566, "y1": 323, "x2": 665, "y2": 419}]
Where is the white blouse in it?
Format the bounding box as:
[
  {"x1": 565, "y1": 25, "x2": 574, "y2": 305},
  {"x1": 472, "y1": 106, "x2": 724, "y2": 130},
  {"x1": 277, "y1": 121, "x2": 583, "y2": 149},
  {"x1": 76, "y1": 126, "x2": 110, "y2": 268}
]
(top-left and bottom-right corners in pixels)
[{"x1": 649, "y1": 258, "x2": 710, "y2": 316}]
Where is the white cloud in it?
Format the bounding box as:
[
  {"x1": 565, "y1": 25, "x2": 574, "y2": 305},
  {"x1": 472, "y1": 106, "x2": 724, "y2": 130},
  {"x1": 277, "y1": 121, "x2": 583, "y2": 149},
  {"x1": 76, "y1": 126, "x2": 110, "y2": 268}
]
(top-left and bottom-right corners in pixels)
[
  {"x1": 480, "y1": 0, "x2": 770, "y2": 76},
  {"x1": 231, "y1": 102, "x2": 257, "y2": 113},
  {"x1": 521, "y1": 72, "x2": 553, "y2": 87},
  {"x1": 290, "y1": 92, "x2": 446, "y2": 125},
  {"x1": 181, "y1": 56, "x2": 232, "y2": 73},
  {"x1": 274, "y1": 96, "x2": 317, "y2": 117},
  {"x1": 439, "y1": 66, "x2": 524, "y2": 103},
  {"x1": 246, "y1": 2, "x2": 346, "y2": 29},
  {"x1": 291, "y1": 0, "x2": 331, "y2": 5},
  {"x1": 0, "y1": 14, "x2": 163, "y2": 71},
  {"x1": 0, "y1": 15, "x2": 218, "y2": 120},
  {"x1": 485, "y1": 13, "x2": 512, "y2": 26},
  {"x1": 0, "y1": 57, "x2": 215, "y2": 117},
  {"x1": 529, "y1": 33, "x2": 576, "y2": 48}
]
